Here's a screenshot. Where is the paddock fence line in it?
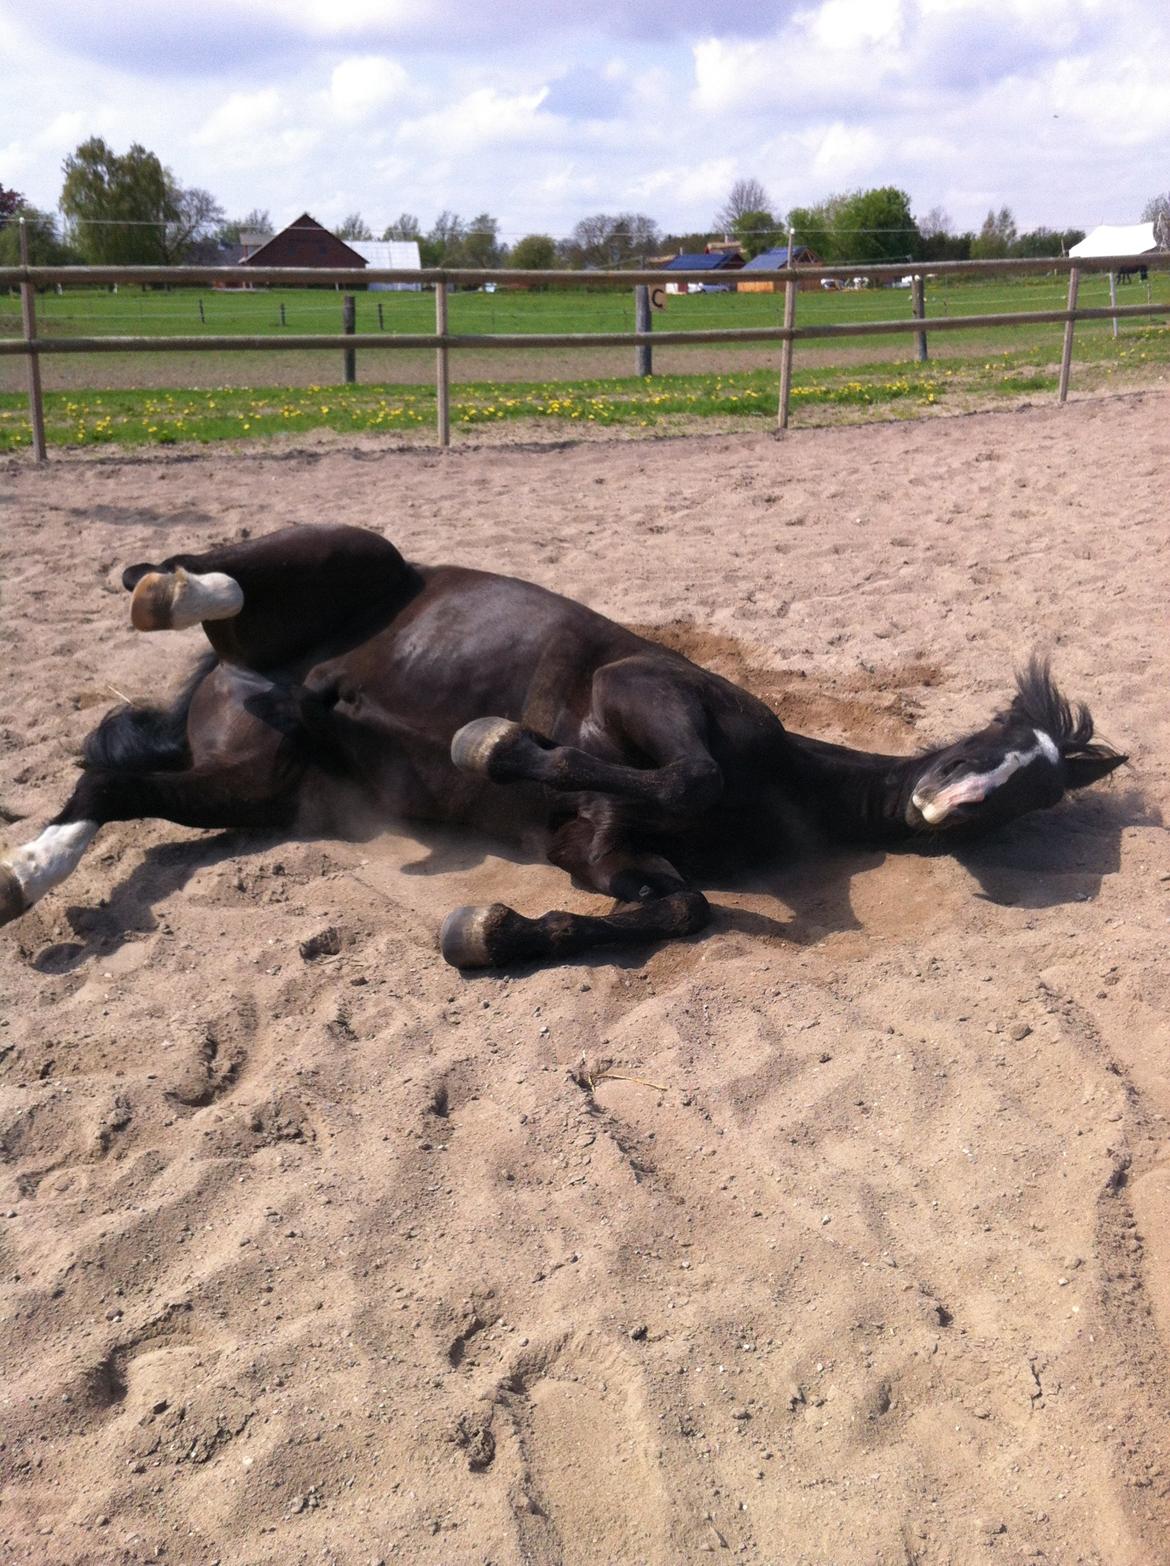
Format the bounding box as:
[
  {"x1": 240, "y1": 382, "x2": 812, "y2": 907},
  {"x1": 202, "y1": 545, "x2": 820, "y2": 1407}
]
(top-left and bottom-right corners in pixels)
[{"x1": 2, "y1": 253, "x2": 1167, "y2": 458}]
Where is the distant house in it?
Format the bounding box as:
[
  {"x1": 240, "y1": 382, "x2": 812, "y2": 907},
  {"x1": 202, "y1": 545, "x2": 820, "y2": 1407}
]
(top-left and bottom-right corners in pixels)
[
  {"x1": 659, "y1": 250, "x2": 745, "y2": 294},
  {"x1": 737, "y1": 246, "x2": 823, "y2": 292},
  {"x1": 345, "y1": 239, "x2": 423, "y2": 292},
  {"x1": 243, "y1": 213, "x2": 367, "y2": 274}
]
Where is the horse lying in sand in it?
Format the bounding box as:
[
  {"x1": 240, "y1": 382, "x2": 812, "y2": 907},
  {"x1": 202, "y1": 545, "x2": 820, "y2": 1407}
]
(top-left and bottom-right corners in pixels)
[{"x1": 0, "y1": 525, "x2": 1126, "y2": 968}]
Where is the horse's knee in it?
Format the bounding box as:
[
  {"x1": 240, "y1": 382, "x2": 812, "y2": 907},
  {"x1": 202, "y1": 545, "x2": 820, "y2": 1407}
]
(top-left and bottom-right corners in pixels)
[{"x1": 662, "y1": 756, "x2": 723, "y2": 814}]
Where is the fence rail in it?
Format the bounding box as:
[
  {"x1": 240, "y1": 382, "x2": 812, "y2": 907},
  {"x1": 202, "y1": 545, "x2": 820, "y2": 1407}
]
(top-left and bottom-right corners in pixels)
[{"x1": 3, "y1": 250, "x2": 1167, "y2": 459}]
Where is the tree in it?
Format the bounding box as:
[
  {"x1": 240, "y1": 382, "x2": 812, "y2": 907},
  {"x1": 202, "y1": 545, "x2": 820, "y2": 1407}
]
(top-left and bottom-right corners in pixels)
[
  {"x1": 1, "y1": 183, "x2": 24, "y2": 225},
  {"x1": 0, "y1": 201, "x2": 77, "y2": 268},
  {"x1": 219, "y1": 208, "x2": 273, "y2": 247},
  {"x1": 423, "y1": 210, "x2": 465, "y2": 265},
  {"x1": 459, "y1": 213, "x2": 502, "y2": 268},
  {"x1": 1013, "y1": 226, "x2": 1084, "y2": 259},
  {"x1": 715, "y1": 178, "x2": 771, "y2": 233},
  {"x1": 970, "y1": 206, "x2": 1018, "y2": 260},
  {"x1": 61, "y1": 138, "x2": 178, "y2": 265},
  {"x1": 510, "y1": 234, "x2": 557, "y2": 270},
  {"x1": 565, "y1": 212, "x2": 660, "y2": 267},
  {"x1": 1141, "y1": 192, "x2": 1170, "y2": 248},
  {"x1": 787, "y1": 194, "x2": 849, "y2": 264},
  {"x1": 730, "y1": 209, "x2": 782, "y2": 259},
  {"x1": 336, "y1": 212, "x2": 373, "y2": 240},
  {"x1": 833, "y1": 187, "x2": 920, "y2": 263},
  {"x1": 915, "y1": 206, "x2": 973, "y2": 262},
  {"x1": 382, "y1": 213, "x2": 420, "y2": 241},
  {"x1": 162, "y1": 186, "x2": 225, "y2": 264}
]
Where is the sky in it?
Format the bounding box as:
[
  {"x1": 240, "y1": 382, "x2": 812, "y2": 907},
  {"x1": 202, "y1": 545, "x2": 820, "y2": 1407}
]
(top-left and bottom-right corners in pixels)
[{"x1": 2, "y1": 0, "x2": 1168, "y2": 245}]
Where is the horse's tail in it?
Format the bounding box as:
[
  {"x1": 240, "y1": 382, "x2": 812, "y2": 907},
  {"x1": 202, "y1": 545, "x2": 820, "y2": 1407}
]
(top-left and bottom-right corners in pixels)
[{"x1": 82, "y1": 653, "x2": 217, "y2": 774}]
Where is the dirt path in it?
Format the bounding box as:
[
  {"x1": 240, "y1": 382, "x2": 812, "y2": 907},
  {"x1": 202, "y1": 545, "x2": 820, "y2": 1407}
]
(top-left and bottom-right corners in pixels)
[{"x1": 1, "y1": 394, "x2": 1168, "y2": 1564}]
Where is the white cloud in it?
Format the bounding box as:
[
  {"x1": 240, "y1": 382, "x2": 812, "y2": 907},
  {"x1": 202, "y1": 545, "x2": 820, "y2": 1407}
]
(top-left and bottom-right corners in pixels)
[
  {"x1": 328, "y1": 55, "x2": 409, "y2": 121},
  {"x1": 396, "y1": 87, "x2": 552, "y2": 157},
  {"x1": 194, "y1": 89, "x2": 284, "y2": 147}
]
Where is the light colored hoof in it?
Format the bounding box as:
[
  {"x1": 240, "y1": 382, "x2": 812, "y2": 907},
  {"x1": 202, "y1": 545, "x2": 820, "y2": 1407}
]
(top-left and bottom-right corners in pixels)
[
  {"x1": 130, "y1": 567, "x2": 244, "y2": 632},
  {"x1": 450, "y1": 717, "x2": 522, "y2": 776},
  {"x1": 0, "y1": 864, "x2": 26, "y2": 927},
  {"x1": 439, "y1": 904, "x2": 503, "y2": 969}
]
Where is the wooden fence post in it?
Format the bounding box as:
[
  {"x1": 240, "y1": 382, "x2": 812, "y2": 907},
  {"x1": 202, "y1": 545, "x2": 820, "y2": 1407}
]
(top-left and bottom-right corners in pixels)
[
  {"x1": 912, "y1": 274, "x2": 928, "y2": 361},
  {"x1": 342, "y1": 294, "x2": 356, "y2": 384},
  {"x1": 435, "y1": 282, "x2": 450, "y2": 447},
  {"x1": 777, "y1": 231, "x2": 798, "y2": 430},
  {"x1": 1058, "y1": 267, "x2": 1080, "y2": 403},
  {"x1": 634, "y1": 285, "x2": 652, "y2": 377},
  {"x1": 18, "y1": 218, "x2": 47, "y2": 463}
]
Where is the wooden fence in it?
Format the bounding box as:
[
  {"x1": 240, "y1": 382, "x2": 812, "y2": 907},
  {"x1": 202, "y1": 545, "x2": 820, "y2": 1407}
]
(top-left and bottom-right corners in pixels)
[{"x1": 2, "y1": 243, "x2": 1167, "y2": 461}]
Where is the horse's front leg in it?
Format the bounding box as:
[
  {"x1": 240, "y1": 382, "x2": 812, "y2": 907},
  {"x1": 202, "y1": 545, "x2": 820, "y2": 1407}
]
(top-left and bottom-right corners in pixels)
[
  {"x1": 451, "y1": 655, "x2": 724, "y2": 817},
  {"x1": 439, "y1": 806, "x2": 710, "y2": 969},
  {"x1": 0, "y1": 760, "x2": 298, "y2": 927}
]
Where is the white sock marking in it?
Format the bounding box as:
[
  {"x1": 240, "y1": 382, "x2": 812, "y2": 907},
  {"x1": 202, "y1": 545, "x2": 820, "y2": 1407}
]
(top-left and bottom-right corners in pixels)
[
  {"x1": 170, "y1": 570, "x2": 245, "y2": 629},
  {"x1": 3, "y1": 821, "x2": 99, "y2": 907}
]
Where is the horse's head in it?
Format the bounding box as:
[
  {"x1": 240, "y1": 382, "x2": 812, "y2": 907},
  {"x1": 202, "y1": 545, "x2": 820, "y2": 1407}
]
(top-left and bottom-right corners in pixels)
[{"x1": 905, "y1": 657, "x2": 1126, "y2": 834}]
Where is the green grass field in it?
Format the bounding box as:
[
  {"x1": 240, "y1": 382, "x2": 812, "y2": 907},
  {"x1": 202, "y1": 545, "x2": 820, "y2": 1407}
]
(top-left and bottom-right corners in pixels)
[{"x1": 1, "y1": 276, "x2": 1167, "y2": 452}]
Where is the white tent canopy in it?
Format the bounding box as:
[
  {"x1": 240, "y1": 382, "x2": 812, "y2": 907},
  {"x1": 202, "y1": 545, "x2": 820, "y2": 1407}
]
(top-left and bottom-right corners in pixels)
[
  {"x1": 1069, "y1": 223, "x2": 1157, "y2": 259},
  {"x1": 346, "y1": 240, "x2": 422, "y2": 290}
]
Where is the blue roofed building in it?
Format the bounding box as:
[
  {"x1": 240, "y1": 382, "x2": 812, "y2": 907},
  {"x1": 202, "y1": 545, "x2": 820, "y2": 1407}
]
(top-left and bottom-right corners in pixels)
[
  {"x1": 659, "y1": 250, "x2": 745, "y2": 293},
  {"x1": 737, "y1": 245, "x2": 824, "y2": 291}
]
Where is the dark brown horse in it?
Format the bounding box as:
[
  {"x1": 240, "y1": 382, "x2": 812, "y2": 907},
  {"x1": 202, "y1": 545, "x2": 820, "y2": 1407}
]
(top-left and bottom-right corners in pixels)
[{"x1": 0, "y1": 524, "x2": 1125, "y2": 968}]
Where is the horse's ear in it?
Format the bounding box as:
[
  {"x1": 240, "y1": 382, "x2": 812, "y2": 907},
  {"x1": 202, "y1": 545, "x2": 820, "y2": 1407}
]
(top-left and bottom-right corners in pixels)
[{"x1": 1064, "y1": 749, "x2": 1127, "y2": 790}]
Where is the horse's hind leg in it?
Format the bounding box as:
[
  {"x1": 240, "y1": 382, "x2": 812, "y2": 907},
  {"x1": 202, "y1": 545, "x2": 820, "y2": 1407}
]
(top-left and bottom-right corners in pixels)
[
  {"x1": 439, "y1": 807, "x2": 710, "y2": 969},
  {"x1": 123, "y1": 524, "x2": 420, "y2": 670}
]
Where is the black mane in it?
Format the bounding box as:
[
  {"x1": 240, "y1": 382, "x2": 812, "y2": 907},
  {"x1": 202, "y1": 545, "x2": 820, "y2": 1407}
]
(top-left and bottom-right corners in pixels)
[{"x1": 1009, "y1": 654, "x2": 1121, "y2": 764}]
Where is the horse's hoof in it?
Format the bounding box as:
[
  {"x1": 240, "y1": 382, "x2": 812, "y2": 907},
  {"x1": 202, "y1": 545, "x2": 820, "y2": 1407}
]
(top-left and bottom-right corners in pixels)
[
  {"x1": 131, "y1": 568, "x2": 244, "y2": 631},
  {"x1": 450, "y1": 717, "x2": 523, "y2": 777},
  {"x1": 439, "y1": 903, "x2": 507, "y2": 968},
  {"x1": 0, "y1": 864, "x2": 27, "y2": 927}
]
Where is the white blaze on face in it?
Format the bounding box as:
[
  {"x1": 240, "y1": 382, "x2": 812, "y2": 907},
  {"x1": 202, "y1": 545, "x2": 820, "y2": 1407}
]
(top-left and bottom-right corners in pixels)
[
  {"x1": 913, "y1": 729, "x2": 1059, "y2": 824},
  {"x1": 3, "y1": 821, "x2": 99, "y2": 908}
]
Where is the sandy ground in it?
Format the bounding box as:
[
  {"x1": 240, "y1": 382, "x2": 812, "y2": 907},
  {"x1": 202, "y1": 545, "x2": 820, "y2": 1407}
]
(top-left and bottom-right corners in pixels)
[{"x1": 1, "y1": 395, "x2": 1168, "y2": 1566}]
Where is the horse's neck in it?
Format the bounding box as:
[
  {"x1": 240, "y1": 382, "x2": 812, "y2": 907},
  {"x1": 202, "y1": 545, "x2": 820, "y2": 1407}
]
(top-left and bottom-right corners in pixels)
[{"x1": 780, "y1": 731, "x2": 921, "y2": 842}]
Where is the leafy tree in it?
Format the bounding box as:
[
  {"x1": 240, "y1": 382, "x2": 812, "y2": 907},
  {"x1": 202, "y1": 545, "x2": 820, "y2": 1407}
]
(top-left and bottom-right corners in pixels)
[
  {"x1": 0, "y1": 202, "x2": 77, "y2": 268},
  {"x1": 422, "y1": 210, "x2": 465, "y2": 265},
  {"x1": 336, "y1": 212, "x2": 373, "y2": 240},
  {"x1": 382, "y1": 213, "x2": 420, "y2": 241},
  {"x1": 61, "y1": 138, "x2": 178, "y2": 265},
  {"x1": 970, "y1": 206, "x2": 1018, "y2": 260},
  {"x1": 1013, "y1": 226, "x2": 1084, "y2": 258},
  {"x1": 460, "y1": 212, "x2": 502, "y2": 268},
  {"x1": 915, "y1": 206, "x2": 972, "y2": 262},
  {"x1": 509, "y1": 233, "x2": 557, "y2": 270},
  {"x1": 715, "y1": 178, "x2": 770, "y2": 233},
  {"x1": 787, "y1": 194, "x2": 849, "y2": 264},
  {"x1": 833, "y1": 187, "x2": 920, "y2": 263},
  {"x1": 730, "y1": 209, "x2": 782, "y2": 259}
]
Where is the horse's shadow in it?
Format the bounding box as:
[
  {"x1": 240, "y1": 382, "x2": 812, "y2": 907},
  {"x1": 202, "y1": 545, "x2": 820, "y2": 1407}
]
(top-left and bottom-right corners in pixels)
[{"x1": 35, "y1": 784, "x2": 1148, "y2": 975}]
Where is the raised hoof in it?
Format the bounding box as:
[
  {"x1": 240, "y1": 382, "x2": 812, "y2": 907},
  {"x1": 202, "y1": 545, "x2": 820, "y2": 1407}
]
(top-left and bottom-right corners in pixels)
[
  {"x1": 439, "y1": 903, "x2": 510, "y2": 969},
  {"x1": 450, "y1": 717, "x2": 524, "y2": 777},
  {"x1": 0, "y1": 863, "x2": 27, "y2": 927},
  {"x1": 130, "y1": 567, "x2": 244, "y2": 631}
]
